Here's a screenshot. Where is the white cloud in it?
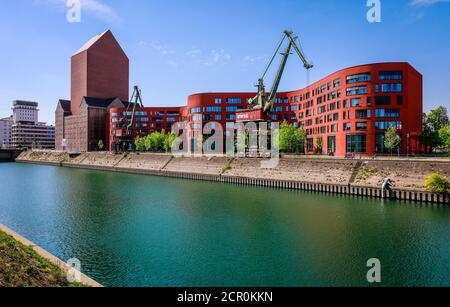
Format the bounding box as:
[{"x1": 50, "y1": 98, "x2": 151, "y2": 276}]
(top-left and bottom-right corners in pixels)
[
  {"x1": 243, "y1": 55, "x2": 265, "y2": 63},
  {"x1": 186, "y1": 48, "x2": 202, "y2": 57},
  {"x1": 139, "y1": 41, "x2": 176, "y2": 56},
  {"x1": 410, "y1": 0, "x2": 450, "y2": 6},
  {"x1": 41, "y1": 0, "x2": 120, "y2": 22},
  {"x1": 204, "y1": 49, "x2": 231, "y2": 66}
]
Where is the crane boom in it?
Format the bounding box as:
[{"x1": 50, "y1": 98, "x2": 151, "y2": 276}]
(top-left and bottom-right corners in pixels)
[
  {"x1": 237, "y1": 30, "x2": 313, "y2": 123},
  {"x1": 284, "y1": 31, "x2": 314, "y2": 70}
]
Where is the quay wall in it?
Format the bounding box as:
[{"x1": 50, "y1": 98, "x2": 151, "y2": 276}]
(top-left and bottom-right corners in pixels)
[{"x1": 16, "y1": 151, "x2": 450, "y2": 205}]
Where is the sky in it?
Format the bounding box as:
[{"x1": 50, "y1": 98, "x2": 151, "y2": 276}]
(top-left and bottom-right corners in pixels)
[{"x1": 1, "y1": 0, "x2": 450, "y2": 124}]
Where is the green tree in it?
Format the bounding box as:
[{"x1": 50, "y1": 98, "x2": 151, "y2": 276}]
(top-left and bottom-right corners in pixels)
[
  {"x1": 427, "y1": 106, "x2": 449, "y2": 132},
  {"x1": 279, "y1": 121, "x2": 306, "y2": 153},
  {"x1": 384, "y1": 127, "x2": 401, "y2": 156},
  {"x1": 98, "y1": 139, "x2": 104, "y2": 151},
  {"x1": 420, "y1": 106, "x2": 450, "y2": 153},
  {"x1": 164, "y1": 134, "x2": 177, "y2": 153},
  {"x1": 438, "y1": 125, "x2": 450, "y2": 150},
  {"x1": 134, "y1": 136, "x2": 145, "y2": 152},
  {"x1": 424, "y1": 173, "x2": 450, "y2": 193}
]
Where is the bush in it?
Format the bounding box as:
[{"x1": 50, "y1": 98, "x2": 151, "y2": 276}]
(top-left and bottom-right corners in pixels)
[{"x1": 424, "y1": 173, "x2": 450, "y2": 193}]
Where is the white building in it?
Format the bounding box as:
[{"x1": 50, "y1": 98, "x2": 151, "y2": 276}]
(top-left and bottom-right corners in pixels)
[
  {"x1": 12, "y1": 100, "x2": 39, "y2": 124},
  {"x1": 0, "y1": 116, "x2": 13, "y2": 148},
  {"x1": 2, "y1": 100, "x2": 56, "y2": 149}
]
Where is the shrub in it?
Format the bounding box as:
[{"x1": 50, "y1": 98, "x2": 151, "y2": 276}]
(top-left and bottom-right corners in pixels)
[
  {"x1": 222, "y1": 162, "x2": 232, "y2": 172},
  {"x1": 424, "y1": 173, "x2": 450, "y2": 193}
]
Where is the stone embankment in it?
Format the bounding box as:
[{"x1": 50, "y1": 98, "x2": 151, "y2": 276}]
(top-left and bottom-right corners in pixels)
[{"x1": 16, "y1": 151, "x2": 450, "y2": 205}]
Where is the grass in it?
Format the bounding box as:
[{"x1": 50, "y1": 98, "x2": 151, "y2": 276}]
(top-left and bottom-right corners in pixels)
[{"x1": 0, "y1": 230, "x2": 88, "y2": 287}]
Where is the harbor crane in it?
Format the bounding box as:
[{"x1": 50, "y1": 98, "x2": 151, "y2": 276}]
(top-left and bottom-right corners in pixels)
[
  {"x1": 114, "y1": 85, "x2": 145, "y2": 153},
  {"x1": 236, "y1": 30, "x2": 313, "y2": 123}
]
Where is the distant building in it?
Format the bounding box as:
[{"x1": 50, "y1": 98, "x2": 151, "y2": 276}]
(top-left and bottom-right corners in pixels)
[
  {"x1": 12, "y1": 122, "x2": 55, "y2": 149},
  {"x1": 56, "y1": 30, "x2": 130, "y2": 152},
  {"x1": 0, "y1": 116, "x2": 13, "y2": 148},
  {"x1": 7, "y1": 100, "x2": 55, "y2": 149},
  {"x1": 12, "y1": 100, "x2": 39, "y2": 124}
]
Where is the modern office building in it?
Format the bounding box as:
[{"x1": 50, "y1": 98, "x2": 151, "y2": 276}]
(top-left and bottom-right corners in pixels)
[
  {"x1": 11, "y1": 122, "x2": 55, "y2": 149},
  {"x1": 2, "y1": 100, "x2": 56, "y2": 149},
  {"x1": 0, "y1": 116, "x2": 13, "y2": 148},
  {"x1": 57, "y1": 30, "x2": 423, "y2": 156},
  {"x1": 109, "y1": 63, "x2": 422, "y2": 156}
]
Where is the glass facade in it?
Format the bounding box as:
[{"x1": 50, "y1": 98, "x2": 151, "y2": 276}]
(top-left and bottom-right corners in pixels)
[
  {"x1": 379, "y1": 71, "x2": 403, "y2": 80},
  {"x1": 347, "y1": 73, "x2": 371, "y2": 84},
  {"x1": 346, "y1": 134, "x2": 367, "y2": 153}
]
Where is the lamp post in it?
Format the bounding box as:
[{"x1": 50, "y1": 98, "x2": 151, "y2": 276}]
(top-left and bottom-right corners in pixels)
[{"x1": 407, "y1": 133, "x2": 410, "y2": 159}]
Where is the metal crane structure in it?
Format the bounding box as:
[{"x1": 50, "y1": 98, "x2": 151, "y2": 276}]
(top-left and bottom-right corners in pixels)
[
  {"x1": 114, "y1": 85, "x2": 145, "y2": 153},
  {"x1": 236, "y1": 30, "x2": 313, "y2": 123}
]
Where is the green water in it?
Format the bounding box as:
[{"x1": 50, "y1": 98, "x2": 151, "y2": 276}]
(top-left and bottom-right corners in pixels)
[{"x1": 0, "y1": 163, "x2": 449, "y2": 287}]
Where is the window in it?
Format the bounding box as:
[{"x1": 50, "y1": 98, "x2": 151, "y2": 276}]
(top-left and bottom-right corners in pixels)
[
  {"x1": 333, "y1": 78, "x2": 341, "y2": 88},
  {"x1": 226, "y1": 114, "x2": 236, "y2": 121},
  {"x1": 356, "y1": 109, "x2": 371, "y2": 119},
  {"x1": 356, "y1": 122, "x2": 368, "y2": 131},
  {"x1": 318, "y1": 106, "x2": 327, "y2": 114},
  {"x1": 379, "y1": 71, "x2": 403, "y2": 81},
  {"x1": 227, "y1": 98, "x2": 242, "y2": 104},
  {"x1": 346, "y1": 134, "x2": 367, "y2": 153},
  {"x1": 347, "y1": 86, "x2": 368, "y2": 96},
  {"x1": 343, "y1": 100, "x2": 349, "y2": 108},
  {"x1": 190, "y1": 107, "x2": 201, "y2": 114},
  {"x1": 375, "y1": 96, "x2": 391, "y2": 105},
  {"x1": 206, "y1": 106, "x2": 221, "y2": 113},
  {"x1": 397, "y1": 96, "x2": 403, "y2": 105},
  {"x1": 375, "y1": 121, "x2": 402, "y2": 130},
  {"x1": 291, "y1": 105, "x2": 298, "y2": 111},
  {"x1": 375, "y1": 109, "x2": 400, "y2": 118},
  {"x1": 346, "y1": 73, "x2": 371, "y2": 84},
  {"x1": 307, "y1": 138, "x2": 314, "y2": 152},
  {"x1": 275, "y1": 106, "x2": 283, "y2": 112},
  {"x1": 381, "y1": 83, "x2": 402, "y2": 93},
  {"x1": 226, "y1": 106, "x2": 243, "y2": 112},
  {"x1": 351, "y1": 98, "x2": 362, "y2": 107},
  {"x1": 214, "y1": 98, "x2": 222, "y2": 104},
  {"x1": 344, "y1": 123, "x2": 351, "y2": 131}
]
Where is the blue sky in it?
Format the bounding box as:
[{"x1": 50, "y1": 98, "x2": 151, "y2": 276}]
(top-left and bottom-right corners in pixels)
[{"x1": 1, "y1": 0, "x2": 450, "y2": 124}]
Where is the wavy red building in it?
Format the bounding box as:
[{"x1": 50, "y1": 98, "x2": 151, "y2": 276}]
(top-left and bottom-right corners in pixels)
[{"x1": 109, "y1": 62, "x2": 422, "y2": 156}]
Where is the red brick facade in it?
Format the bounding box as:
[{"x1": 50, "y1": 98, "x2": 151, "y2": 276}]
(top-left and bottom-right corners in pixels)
[
  {"x1": 56, "y1": 30, "x2": 129, "y2": 152},
  {"x1": 109, "y1": 63, "x2": 423, "y2": 156}
]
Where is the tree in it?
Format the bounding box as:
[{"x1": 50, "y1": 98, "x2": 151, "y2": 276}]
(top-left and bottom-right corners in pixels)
[
  {"x1": 420, "y1": 106, "x2": 450, "y2": 153},
  {"x1": 427, "y1": 106, "x2": 449, "y2": 132},
  {"x1": 424, "y1": 173, "x2": 450, "y2": 193},
  {"x1": 279, "y1": 121, "x2": 306, "y2": 153},
  {"x1": 438, "y1": 125, "x2": 450, "y2": 150},
  {"x1": 384, "y1": 127, "x2": 401, "y2": 156},
  {"x1": 134, "y1": 136, "x2": 145, "y2": 152},
  {"x1": 164, "y1": 134, "x2": 177, "y2": 153},
  {"x1": 98, "y1": 139, "x2": 104, "y2": 151}
]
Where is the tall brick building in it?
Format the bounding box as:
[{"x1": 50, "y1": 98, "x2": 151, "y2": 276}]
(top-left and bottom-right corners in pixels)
[{"x1": 56, "y1": 30, "x2": 130, "y2": 152}]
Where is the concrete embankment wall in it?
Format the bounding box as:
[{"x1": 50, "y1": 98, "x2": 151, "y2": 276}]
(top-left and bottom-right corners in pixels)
[{"x1": 16, "y1": 151, "x2": 450, "y2": 205}]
